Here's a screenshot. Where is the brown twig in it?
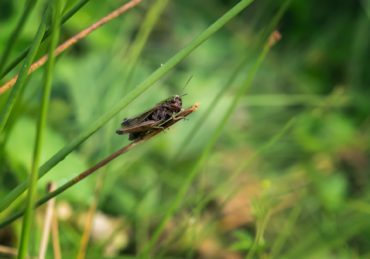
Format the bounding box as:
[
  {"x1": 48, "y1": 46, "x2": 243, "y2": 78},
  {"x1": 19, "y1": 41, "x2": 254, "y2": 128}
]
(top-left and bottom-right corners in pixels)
[
  {"x1": 0, "y1": 245, "x2": 32, "y2": 258},
  {"x1": 76, "y1": 177, "x2": 103, "y2": 259},
  {"x1": 0, "y1": 0, "x2": 142, "y2": 95},
  {"x1": 0, "y1": 245, "x2": 18, "y2": 258},
  {"x1": 38, "y1": 183, "x2": 57, "y2": 259},
  {"x1": 268, "y1": 30, "x2": 282, "y2": 47},
  {"x1": 51, "y1": 208, "x2": 62, "y2": 259}
]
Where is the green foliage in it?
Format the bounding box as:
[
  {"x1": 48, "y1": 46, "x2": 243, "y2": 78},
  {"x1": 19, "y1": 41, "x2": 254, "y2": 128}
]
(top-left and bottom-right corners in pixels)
[
  {"x1": 230, "y1": 230, "x2": 254, "y2": 252},
  {"x1": 0, "y1": 0, "x2": 369, "y2": 258},
  {"x1": 294, "y1": 112, "x2": 356, "y2": 153}
]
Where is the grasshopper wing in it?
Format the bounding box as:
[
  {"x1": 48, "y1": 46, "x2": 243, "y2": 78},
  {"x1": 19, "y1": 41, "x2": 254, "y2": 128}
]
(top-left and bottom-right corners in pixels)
[{"x1": 116, "y1": 120, "x2": 161, "y2": 135}]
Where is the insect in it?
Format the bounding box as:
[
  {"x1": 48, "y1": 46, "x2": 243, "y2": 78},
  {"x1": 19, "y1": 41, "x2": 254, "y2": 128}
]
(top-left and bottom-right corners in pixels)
[
  {"x1": 116, "y1": 95, "x2": 184, "y2": 140},
  {"x1": 126, "y1": 102, "x2": 200, "y2": 141}
]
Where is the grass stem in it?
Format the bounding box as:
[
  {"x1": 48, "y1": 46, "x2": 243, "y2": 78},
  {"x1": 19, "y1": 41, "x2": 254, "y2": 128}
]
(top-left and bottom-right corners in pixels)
[{"x1": 17, "y1": 2, "x2": 61, "y2": 257}]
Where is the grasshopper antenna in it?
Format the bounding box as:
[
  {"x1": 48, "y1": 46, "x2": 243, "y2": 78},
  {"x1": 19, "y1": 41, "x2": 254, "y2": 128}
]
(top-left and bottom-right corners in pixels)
[{"x1": 180, "y1": 75, "x2": 193, "y2": 97}]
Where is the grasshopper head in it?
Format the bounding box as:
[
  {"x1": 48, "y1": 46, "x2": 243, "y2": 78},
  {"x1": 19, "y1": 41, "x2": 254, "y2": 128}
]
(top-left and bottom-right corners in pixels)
[{"x1": 168, "y1": 95, "x2": 182, "y2": 112}]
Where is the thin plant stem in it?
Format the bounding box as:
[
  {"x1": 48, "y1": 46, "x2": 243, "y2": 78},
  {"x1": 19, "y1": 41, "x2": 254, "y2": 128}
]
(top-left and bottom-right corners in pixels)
[
  {"x1": 38, "y1": 183, "x2": 57, "y2": 259},
  {"x1": 0, "y1": 0, "x2": 253, "y2": 214},
  {"x1": 51, "y1": 209, "x2": 61, "y2": 259},
  {"x1": 76, "y1": 177, "x2": 103, "y2": 259},
  {"x1": 269, "y1": 206, "x2": 301, "y2": 258},
  {"x1": 0, "y1": 0, "x2": 142, "y2": 95},
  {"x1": 247, "y1": 209, "x2": 271, "y2": 259},
  {"x1": 17, "y1": 1, "x2": 62, "y2": 258},
  {"x1": 76, "y1": 200, "x2": 97, "y2": 259},
  {"x1": 0, "y1": 245, "x2": 18, "y2": 258}
]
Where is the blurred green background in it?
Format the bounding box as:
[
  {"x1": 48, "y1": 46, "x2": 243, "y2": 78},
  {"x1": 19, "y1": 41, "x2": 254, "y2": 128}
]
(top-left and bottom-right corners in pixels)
[{"x1": 0, "y1": 0, "x2": 369, "y2": 258}]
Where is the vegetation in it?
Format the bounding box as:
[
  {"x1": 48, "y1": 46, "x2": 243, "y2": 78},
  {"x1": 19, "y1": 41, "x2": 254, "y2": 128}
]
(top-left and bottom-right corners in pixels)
[{"x1": 0, "y1": 0, "x2": 369, "y2": 258}]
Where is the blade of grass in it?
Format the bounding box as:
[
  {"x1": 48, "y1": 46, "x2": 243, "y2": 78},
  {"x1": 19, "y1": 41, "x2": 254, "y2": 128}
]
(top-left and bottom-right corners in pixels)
[
  {"x1": 173, "y1": 57, "x2": 245, "y2": 159},
  {"x1": 0, "y1": 0, "x2": 37, "y2": 76},
  {"x1": 60, "y1": 0, "x2": 90, "y2": 23},
  {"x1": 0, "y1": 9, "x2": 48, "y2": 135},
  {"x1": 269, "y1": 206, "x2": 301, "y2": 258},
  {"x1": 247, "y1": 206, "x2": 272, "y2": 259},
  {"x1": 0, "y1": 0, "x2": 91, "y2": 80},
  {"x1": 0, "y1": 0, "x2": 255, "y2": 213},
  {"x1": 140, "y1": 29, "x2": 278, "y2": 257},
  {"x1": 17, "y1": 1, "x2": 62, "y2": 257}
]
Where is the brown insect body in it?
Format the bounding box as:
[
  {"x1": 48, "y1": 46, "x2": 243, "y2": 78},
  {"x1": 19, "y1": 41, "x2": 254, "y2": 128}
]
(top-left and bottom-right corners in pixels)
[
  {"x1": 116, "y1": 95, "x2": 183, "y2": 140},
  {"x1": 128, "y1": 102, "x2": 199, "y2": 141}
]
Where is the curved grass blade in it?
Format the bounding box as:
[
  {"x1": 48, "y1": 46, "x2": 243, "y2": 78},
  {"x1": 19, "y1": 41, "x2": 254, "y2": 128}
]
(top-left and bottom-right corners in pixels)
[{"x1": 173, "y1": 57, "x2": 245, "y2": 159}]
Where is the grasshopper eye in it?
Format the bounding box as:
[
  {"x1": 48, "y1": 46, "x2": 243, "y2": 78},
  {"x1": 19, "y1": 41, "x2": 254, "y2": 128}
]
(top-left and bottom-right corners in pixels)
[
  {"x1": 167, "y1": 95, "x2": 182, "y2": 112},
  {"x1": 173, "y1": 95, "x2": 181, "y2": 103}
]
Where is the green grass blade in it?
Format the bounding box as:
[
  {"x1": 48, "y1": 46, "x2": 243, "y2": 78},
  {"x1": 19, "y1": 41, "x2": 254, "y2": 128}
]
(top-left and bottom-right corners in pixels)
[
  {"x1": 0, "y1": 0, "x2": 90, "y2": 79},
  {"x1": 0, "y1": 8, "x2": 47, "y2": 135},
  {"x1": 0, "y1": 0, "x2": 255, "y2": 213},
  {"x1": 0, "y1": 0, "x2": 37, "y2": 77},
  {"x1": 60, "y1": 0, "x2": 90, "y2": 23},
  {"x1": 269, "y1": 206, "x2": 301, "y2": 258},
  {"x1": 17, "y1": 1, "x2": 62, "y2": 257},
  {"x1": 173, "y1": 57, "x2": 246, "y2": 159}
]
